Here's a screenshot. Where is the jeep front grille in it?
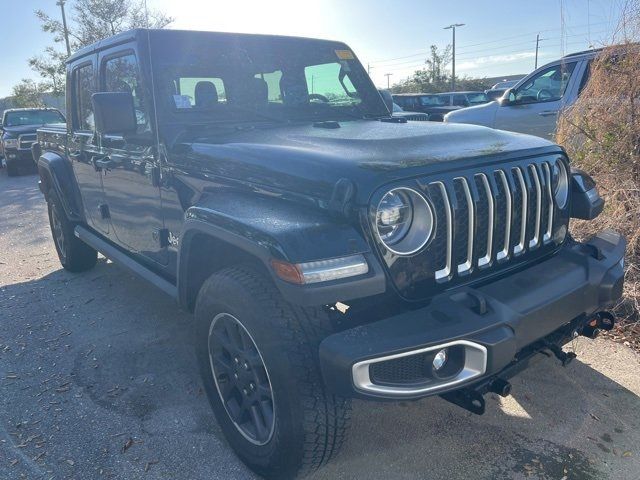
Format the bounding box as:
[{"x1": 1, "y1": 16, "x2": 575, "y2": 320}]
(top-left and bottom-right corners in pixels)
[
  {"x1": 427, "y1": 161, "x2": 556, "y2": 283},
  {"x1": 404, "y1": 114, "x2": 429, "y2": 122},
  {"x1": 370, "y1": 155, "x2": 570, "y2": 299}
]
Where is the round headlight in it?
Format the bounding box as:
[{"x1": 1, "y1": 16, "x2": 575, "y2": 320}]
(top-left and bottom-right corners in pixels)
[
  {"x1": 551, "y1": 159, "x2": 569, "y2": 209},
  {"x1": 375, "y1": 187, "x2": 434, "y2": 255}
]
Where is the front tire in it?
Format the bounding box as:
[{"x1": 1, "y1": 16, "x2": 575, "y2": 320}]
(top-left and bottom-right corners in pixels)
[
  {"x1": 195, "y1": 266, "x2": 350, "y2": 479},
  {"x1": 47, "y1": 188, "x2": 97, "y2": 272},
  {"x1": 6, "y1": 158, "x2": 19, "y2": 176}
]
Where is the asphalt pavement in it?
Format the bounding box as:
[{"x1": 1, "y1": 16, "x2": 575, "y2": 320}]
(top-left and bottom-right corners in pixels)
[{"x1": 1, "y1": 168, "x2": 639, "y2": 480}]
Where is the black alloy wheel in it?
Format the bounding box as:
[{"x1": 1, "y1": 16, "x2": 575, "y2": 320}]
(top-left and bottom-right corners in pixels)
[{"x1": 208, "y1": 312, "x2": 275, "y2": 445}]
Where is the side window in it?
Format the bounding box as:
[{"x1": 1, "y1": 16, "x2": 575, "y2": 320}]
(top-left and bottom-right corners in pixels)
[
  {"x1": 255, "y1": 71, "x2": 283, "y2": 102},
  {"x1": 75, "y1": 63, "x2": 95, "y2": 131},
  {"x1": 453, "y1": 94, "x2": 469, "y2": 107},
  {"x1": 515, "y1": 62, "x2": 577, "y2": 103},
  {"x1": 177, "y1": 77, "x2": 226, "y2": 108},
  {"x1": 578, "y1": 61, "x2": 592, "y2": 95},
  {"x1": 103, "y1": 53, "x2": 148, "y2": 132}
]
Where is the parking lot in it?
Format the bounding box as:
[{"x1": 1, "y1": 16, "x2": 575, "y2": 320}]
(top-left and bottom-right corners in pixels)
[{"x1": 0, "y1": 168, "x2": 639, "y2": 480}]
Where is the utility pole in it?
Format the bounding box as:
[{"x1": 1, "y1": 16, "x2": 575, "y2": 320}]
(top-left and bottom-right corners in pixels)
[
  {"x1": 384, "y1": 73, "x2": 393, "y2": 89},
  {"x1": 534, "y1": 34, "x2": 545, "y2": 69},
  {"x1": 367, "y1": 63, "x2": 373, "y2": 76},
  {"x1": 444, "y1": 23, "x2": 465, "y2": 91},
  {"x1": 57, "y1": 0, "x2": 71, "y2": 56}
]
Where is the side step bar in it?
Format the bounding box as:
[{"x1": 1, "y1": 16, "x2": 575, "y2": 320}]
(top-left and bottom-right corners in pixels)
[{"x1": 74, "y1": 225, "x2": 177, "y2": 299}]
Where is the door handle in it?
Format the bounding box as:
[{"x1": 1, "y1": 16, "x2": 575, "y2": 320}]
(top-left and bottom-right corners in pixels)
[
  {"x1": 538, "y1": 110, "x2": 558, "y2": 117},
  {"x1": 93, "y1": 156, "x2": 115, "y2": 171}
]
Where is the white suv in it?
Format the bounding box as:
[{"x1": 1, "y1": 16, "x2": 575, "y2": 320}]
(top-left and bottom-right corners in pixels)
[{"x1": 444, "y1": 49, "x2": 597, "y2": 139}]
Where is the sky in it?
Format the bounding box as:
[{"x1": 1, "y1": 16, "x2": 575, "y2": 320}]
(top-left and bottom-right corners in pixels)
[{"x1": 0, "y1": 0, "x2": 626, "y2": 97}]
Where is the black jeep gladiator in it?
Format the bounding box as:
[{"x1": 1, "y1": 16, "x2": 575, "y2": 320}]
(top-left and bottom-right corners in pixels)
[
  {"x1": 0, "y1": 108, "x2": 65, "y2": 176},
  {"x1": 35, "y1": 29, "x2": 625, "y2": 479}
]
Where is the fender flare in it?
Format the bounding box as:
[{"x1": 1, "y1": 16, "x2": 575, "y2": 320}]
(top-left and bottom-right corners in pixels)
[
  {"x1": 176, "y1": 193, "x2": 386, "y2": 309},
  {"x1": 37, "y1": 151, "x2": 85, "y2": 223}
]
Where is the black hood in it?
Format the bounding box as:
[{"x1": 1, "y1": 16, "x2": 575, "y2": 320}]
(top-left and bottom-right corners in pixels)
[{"x1": 181, "y1": 120, "x2": 560, "y2": 205}]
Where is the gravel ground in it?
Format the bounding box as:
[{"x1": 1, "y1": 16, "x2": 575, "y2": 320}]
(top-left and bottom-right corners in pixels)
[{"x1": 1, "y1": 168, "x2": 639, "y2": 480}]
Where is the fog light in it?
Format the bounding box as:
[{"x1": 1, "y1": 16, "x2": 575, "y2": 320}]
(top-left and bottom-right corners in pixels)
[{"x1": 432, "y1": 349, "x2": 448, "y2": 371}]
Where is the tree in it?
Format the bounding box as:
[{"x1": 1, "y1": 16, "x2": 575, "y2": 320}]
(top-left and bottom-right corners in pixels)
[
  {"x1": 28, "y1": 47, "x2": 67, "y2": 95},
  {"x1": 11, "y1": 79, "x2": 48, "y2": 108},
  {"x1": 424, "y1": 45, "x2": 452, "y2": 85},
  {"x1": 26, "y1": 0, "x2": 173, "y2": 98}
]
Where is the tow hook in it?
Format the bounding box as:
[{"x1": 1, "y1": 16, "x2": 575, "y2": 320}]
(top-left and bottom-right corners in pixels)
[
  {"x1": 543, "y1": 342, "x2": 577, "y2": 366},
  {"x1": 488, "y1": 378, "x2": 512, "y2": 397},
  {"x1": 580, "y1": 311, "x2": 616, "y2": 339}
]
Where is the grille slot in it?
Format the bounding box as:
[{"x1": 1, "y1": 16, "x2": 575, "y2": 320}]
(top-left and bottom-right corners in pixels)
[
  {"x1": 18, "y1": 134, "x2": 37, "y2": 149},
  {"x1": 427, "y1": 160, "x2": 557, "y2": 282},
  {"x1": 369, "y1": 354, "x2": 429, "y2": 385}
]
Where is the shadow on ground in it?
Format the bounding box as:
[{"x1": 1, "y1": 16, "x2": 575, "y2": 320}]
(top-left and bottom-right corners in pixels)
[{"x1": 1, "y1": 260, "x2": 639, "y2": 479}]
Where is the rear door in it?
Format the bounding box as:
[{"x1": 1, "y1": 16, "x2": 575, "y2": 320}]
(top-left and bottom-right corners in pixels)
[
  {"x1": 96, "y1": 46, "x2": 167, "y2": 265},
  {"x1": 493, "y1": 61, "x2": 579, "y2": 139},
  {"x1": 69, "y1": 58, "x2": 111, "y2": 235}
]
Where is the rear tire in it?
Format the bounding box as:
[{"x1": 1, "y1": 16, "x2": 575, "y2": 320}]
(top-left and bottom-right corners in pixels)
[
  {"x1": 46, "y1": 188, "x2": 97, "y2": 272},
  {"x1": 195, "y1": 265, "x2": 350, "y2": 479}
]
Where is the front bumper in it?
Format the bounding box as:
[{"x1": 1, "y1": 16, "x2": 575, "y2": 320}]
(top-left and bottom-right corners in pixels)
[
  {"x1": 4, "y1": 148, "x2": 34, "y2": 163},
  {"x1": 319, "y1": 229, "x2": 625, "y2": 400}
]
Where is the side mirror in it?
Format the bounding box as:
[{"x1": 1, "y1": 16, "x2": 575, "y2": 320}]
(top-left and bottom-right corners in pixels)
[
  {"x1": 92, "y1": 92, "x2": 137, "y2": 136},
  {"x1": 570, "y1": 168, "x2": 604, "y2": 220},
  {"x1": 378, "y1": 89, "x2": 394, "y2": 113},
  {"x1": 501, "y1": 89, "x2": 516, "y2": 105}
]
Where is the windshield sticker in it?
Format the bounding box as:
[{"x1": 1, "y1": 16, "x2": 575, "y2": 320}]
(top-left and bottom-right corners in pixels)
[
  {"x1": 335, "y1": 49, "x2": 355, "y2": 60},
  {"x1": 173, "y1": 95, "x2": 192, "y2": 109}
]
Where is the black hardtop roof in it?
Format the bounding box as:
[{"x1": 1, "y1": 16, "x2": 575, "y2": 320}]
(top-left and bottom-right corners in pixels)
[{"x1": 67, "y1": 28, "x2": 348, "y2": 64}]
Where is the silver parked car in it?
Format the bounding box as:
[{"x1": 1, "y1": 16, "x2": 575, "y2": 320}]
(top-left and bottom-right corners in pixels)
[{"x1": 444, "y1": 49, "x2": 597, "y2": 139}]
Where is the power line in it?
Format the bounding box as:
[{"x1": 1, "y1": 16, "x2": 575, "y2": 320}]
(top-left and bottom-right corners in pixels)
[
  {"x1": 369, "y1": 20, "x2": 611, "y2": 65},
  {"x1": 369, "y1": 29, "x2": 607, "y2": 71},
  {"x1": 374, "y1": 39, "x2": 595, "y2": 80}
]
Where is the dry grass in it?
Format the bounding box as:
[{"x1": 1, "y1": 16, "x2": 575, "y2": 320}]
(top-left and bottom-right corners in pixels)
[{"x1": 556, "y1": 11, "x2": 640, "y2": 348}]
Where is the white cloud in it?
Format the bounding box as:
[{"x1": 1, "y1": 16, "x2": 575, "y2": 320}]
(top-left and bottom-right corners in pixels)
[{"x1": 457, "y1": 52, "x2": 536, "y2": 72}]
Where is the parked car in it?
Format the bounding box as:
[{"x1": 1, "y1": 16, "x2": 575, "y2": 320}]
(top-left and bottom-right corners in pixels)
[
  {"x1": 491, "y1": 79, "x2": 520, "y2": 90},
  {"x1": 378, "y1": 90, "x2": 430, "y2": 121},
  {"x1": 437, "y1": 91, "x2": 491, "y2": 107},
  {"x1": 35, "y1": 29, "x2": 625, "y2": 480},
  {"x1": 445, "y1": 49, "x2": 598, "y2": 139},
  {"x1": 0, "y1": 108, "x2": 66, "y2": 176},
  {"x1": 392, "y1": 93, "x2": 461, "y2": 121}
]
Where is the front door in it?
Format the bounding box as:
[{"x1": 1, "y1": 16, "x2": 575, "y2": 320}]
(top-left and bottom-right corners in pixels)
[
  {"x1": 493, "y1": 62, "x2": 578, "y2": 140},
  {"x1": 97, "y1": 48, "x2": 167, "y2": 265},
  {"x1": 69, "y1": 59, "x2": 111, "y2": 235}
]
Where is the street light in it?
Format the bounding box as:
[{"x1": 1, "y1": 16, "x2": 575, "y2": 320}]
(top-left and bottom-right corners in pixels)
[{"x1": 444, "y1": 23, "x2": 465, "y2": 91}]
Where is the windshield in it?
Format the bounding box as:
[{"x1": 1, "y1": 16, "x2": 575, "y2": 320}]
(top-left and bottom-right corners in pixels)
[
  {"x1": 151, "y1": 32, "x2": 387, "y2": 124},
  {"x1": 4, "y1": 110, "x2": 65, "y2": 127}
]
